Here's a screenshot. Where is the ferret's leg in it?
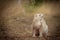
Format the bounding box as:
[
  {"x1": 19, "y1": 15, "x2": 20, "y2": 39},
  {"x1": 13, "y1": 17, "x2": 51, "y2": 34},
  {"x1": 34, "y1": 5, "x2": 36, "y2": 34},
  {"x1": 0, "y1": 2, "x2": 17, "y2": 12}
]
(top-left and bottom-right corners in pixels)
[
  {"x1": 40, "y1": 31, "x2": 43, "y2": 37},
  {"x1": 32, "y1": 29, "x2": 36, "y2": 37},
  {"x1": 39, "y1": 28, "x2": 43, "y2": 37}
]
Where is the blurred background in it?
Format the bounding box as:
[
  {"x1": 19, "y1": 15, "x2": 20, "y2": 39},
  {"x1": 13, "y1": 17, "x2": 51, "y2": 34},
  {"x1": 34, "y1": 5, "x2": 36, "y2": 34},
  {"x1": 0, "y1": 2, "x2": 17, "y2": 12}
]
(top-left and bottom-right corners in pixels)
[{"x1": 0, "y1": 0, "x2": 60, "y2": 40}]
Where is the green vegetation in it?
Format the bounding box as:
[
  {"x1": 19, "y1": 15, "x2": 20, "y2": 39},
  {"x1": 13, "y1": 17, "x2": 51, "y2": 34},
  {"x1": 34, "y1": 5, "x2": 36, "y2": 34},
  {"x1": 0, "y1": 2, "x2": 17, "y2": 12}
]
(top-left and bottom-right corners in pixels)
[
  {"x1": 34, "y1": 0, "x2": 43, "y2": 6},
  {"x1": 24, "y1": 0, "x2": 43, "y2": 13}
]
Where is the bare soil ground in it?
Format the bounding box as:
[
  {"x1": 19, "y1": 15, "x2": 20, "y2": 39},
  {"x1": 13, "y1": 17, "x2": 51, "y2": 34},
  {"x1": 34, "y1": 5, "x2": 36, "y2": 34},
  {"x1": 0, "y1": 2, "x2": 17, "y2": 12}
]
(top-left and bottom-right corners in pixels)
[{"x1": 0, "y1": 1, "x2": 60, "y2": 40}]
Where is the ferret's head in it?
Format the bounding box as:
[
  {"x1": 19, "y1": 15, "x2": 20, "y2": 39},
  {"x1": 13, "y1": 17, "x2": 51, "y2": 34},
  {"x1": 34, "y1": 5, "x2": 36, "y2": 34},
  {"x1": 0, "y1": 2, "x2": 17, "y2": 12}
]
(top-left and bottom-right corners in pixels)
[{"x1": 34, "y1": 13, "x2": 44, "y2": 20}]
